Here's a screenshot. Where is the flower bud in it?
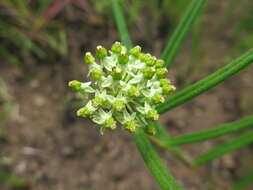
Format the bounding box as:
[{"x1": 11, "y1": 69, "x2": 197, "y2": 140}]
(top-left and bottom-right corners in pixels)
[
  {"x1": 109, "y1": 67, "x2": 123, "y2": 80},
  {"x1": 92, "y1": 96, "x2": 105, "y2": 108},
  {"x1": 142, "y1": 67, "x2": 156, "y2": 79},
  {"x1": 111, "y1": 41, "x2": 122, "y2": 54},
  {"x1": 129, "y1": 45, "x2": 141, "y2": 57},
  {"x1": 91, "y1": 69, "x2": 104, "y2": 80},
  {"x1": 68, "y1": 80, "x2": 82, "y2": 91},
  {"x1": 151, "y1": 93, "x2": 165, "y2": 104},
  {"x1": 146, "y1": 109, "x2": 159, "y2": 120},
  {"x1": 104, "y1": 117, "x2": 117, "y2": 130},
  {"x1": 145, "y1": 124, "x2": 156, "y2": 135},
  {"x1": 77, "y1": 107, "x2": 90, "y2": 117},
  {"x1": 123, "y1": 120, "x2": 138, "y2": 132},
  {"x1": 96, "y1": 45, "x2": 107, "y2": 59},
  {"x1": 160, "y1": 79, "x2": 171, "y2": 86},
  {"x1": 162, "y1": 85, "x2": 176, "y2": 95},
  {"x1": 155, "y1": 59, "x2": 165, "y2": 68},
  {"x1": 118, "y1": 53, "x2": 129, "y2": 65},
  {"x1": 156, "y1": 68, "x2": 168, "y2": 79},
  {"x1": 128, "y1": 86, "x2": 140, "y2": 97},
  {"x1": 112, "y1": 100, "x2": 125, "y2": 111},
  {"x1": 84, "y1": 52, "x2": 95, "y2": 64}
]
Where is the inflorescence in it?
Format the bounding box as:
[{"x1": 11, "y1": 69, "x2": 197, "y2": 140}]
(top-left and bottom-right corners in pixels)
[{"x1": 69, "y1": 42, "x2": 176, "y2": 134}]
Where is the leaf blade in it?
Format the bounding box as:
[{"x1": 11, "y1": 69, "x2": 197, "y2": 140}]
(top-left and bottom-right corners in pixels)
[
  {"x1": 161, "y1": 0, "x2": 208, "y2": 68},
  {"x1": 171, "y1": 115, "x2": 253, "y2": 146},
  {"x1": 157, "y1": 48, "x2": 253, "y2": 114}
]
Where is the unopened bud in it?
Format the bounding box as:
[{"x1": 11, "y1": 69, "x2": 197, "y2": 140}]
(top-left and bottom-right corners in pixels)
[
  {"x1": 111, "y1": 41, "x2": 122, "y2": 54},
  {"x1": 129, "y1": 46, "x2": 141, "y2": 57},
  {"x1": 156, "y1": 68, "x2": 168, "y2": 79},
  {"x1": 142, "y1": 67, "x2": 156, "y2": 79},
  {"x1": 118, "y1": 53, "x2": 129, "y2": 65},
  {"x1": 68, "y1": 80, "x2": 82, "y2": 91},
  {"x1": 77, "y1": 107, "x2": 90, "y2": 117},
  {"x1": 96, "y1": 45, "x2": 107, "y2": 59},
  {"x1": 91, "y1": 69, "x2": 104, "y2": 80},
  {"x1": 84, "y1": 52, "x2": 95, "y2": 64},
  {"x1": 155, "y1": 59, "x2": 165, "y2": 68}
]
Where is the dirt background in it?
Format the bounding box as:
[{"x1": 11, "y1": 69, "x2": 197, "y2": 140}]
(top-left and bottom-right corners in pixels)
[{"x1": 1, "y1": 1, "x2": 253, "y2": 190}]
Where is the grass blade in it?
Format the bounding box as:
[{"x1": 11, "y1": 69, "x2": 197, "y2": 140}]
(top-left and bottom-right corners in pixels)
[
  {"x1": 157, "y1": 48, "x2": 253, "y2": 114},
  {"x1": 111, "y1": 0, "x2": 132, "y2": 49},
  {"x1": 171, "y1": 115, "x2": 253, "y2": 146},
  {"x1": 233, "y1": 170, "x2": 253, "y2": 190},
  {"x1": 193, "y1": 130, "x2": 253, "y2": 166},
  {"x1": 161, "y1": 0, "x2": 208, "y2": 68},
  {"x1": 133, "y1": 129, "x2": 185, "y2": 190}
]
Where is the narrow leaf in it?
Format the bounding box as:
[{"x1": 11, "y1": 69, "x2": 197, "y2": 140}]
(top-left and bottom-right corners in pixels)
[
  {"x1": 193, "y1": 130, "x2": 253, "y2": 166},
  {"x1": 133, "y1": 129, "x2": 185, "y2": 190},
  {"x1": 157, "y1": 48, "x2": 253, "y2": 114},
  {"x1": 171, "y1": 115, "x2": 253, "y2": 146},
  {"x1": 111, "y1": 0, "x2": 132, "y2": 49},
  {"x1": 233, "y1": 170, "x2": 253, "y2": 190},
  {"x1": 161, "y1": 0, "x2": 208, "y2": 68}
]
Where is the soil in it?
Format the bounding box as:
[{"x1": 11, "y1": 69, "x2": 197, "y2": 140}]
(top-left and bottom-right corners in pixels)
[{"x1": 0, "y1": 1, "x2": 253, "y2": 190}]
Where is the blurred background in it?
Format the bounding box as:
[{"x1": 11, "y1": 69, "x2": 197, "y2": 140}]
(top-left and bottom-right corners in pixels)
[{"x1": 0, "y1": 0, "x2": 253, "y2": 189}]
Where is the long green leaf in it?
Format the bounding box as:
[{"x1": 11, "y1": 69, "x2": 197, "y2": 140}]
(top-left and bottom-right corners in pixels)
[
  {"x1": 133, "y1": 129, "x2": 185, "y2": 190},
  {"x1": 171, "y1": 115, "x2": 253, "y2": 146},
  {"x1": 111, "y1": 0, "x2": 132, "y2": 49},
  {"x1": 157, "y1": 48, "x2": 253, "y2": 114},
  {"x1": 233, "y1": 170, "x2": 253, "y2": 190},
  {"x1": 193, "y1": 130, "x2": 253, "y2": 166},
  {"x1": 161, "y1": 0, "x2": 208, "y2": 68}
]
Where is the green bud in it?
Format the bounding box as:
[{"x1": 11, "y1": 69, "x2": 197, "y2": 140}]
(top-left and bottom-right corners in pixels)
[
  {"x1": 128, "y1": 86, "x2": 140, "y2": 97},
  {"x1": 145, "y1": 124, "x2": 156, "y2": 135},
  {"x1": 96, "y1": 45, "x2": 107, "y2": 59},
  {"x1": 76, "y1": 107, "x2": 90, "y2": 117},
  {"x1": 156, "y1": 68, "x2": 168, "y2": 79},
  {"x1": 155, "y1": 59, "x2": 165, "y2": 68},
  {"x1": 118, "y1": 53, "x2": 129, "y2": 65},
  {"x1": 84, "y1": 52, "x2": 95, "y2": 64},
  {"x1": 92, "y1": 96, "x2": 105, "y2": 108},
  {"x1": 151, "y1": 93, "x2": 165, "y2": 104},
  {"x1": 111, "y1": 41, "x2": 122, "y2": 54},
  {"x1": 160, "y1": 79, "x2": 171, "y2": 86},
  {"x1": 91, "y1": 69, "x2": 104, "y2": 80},
  {"x1": 109, "y1": 67, "x2": 123, "y2": 80},
  {"x1": 139, "y1": 53, "x2": 156, "y2": 66},
  {"x1": 129, "y1": 45, "x2": 141, "y2": 57},
  {"x1": 68, "y1": 80, "x2": 82, "y2": 91},
  {"x1": 146, "y1": 110, "x2": 159, "y2": 120},
  {"x1": 104, "y1": 117, "x2": 117, "y2": 130},
  {"x1": 123, "y1": 120, "x2": 138, "y2": 132},
  {"x1": 112, "y1": 100, "x2": 125, "y2": 111},
  {"x1": 162, "y1": 85, "x2": 176, "y2": 95},
  {"x1": 142, "y1": 67, "x2": 156, "y2": 79}
]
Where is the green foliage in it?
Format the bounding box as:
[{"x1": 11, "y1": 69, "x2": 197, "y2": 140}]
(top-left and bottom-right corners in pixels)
[
  {"x1": 161, "y1": 0, "x2": 208, "y2": 68},
  {"x1": 156, "y1": 48, "x2": 253, "y2": 114},
  {"x1": 233, "y1": 170, "x2": 253, "y2": 190},
  {"x1": 171, "y1": 115, "x2": 253, "y2": 146},
  {"x1": 0, "y1": 171, "x2": 26, "y2": 187},
  {"x1": 193, "y1": 130, "x2": 253, "y2": 166}
]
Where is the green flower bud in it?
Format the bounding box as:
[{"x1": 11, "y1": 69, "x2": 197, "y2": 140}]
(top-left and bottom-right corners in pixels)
[
  {"x1": 155, "y1": 59, "x2": 165, "y2": 68},
  {"x1": 123, "y1": 120, "x2": 138, "y2": 132},
  {"x1": 145, "y1": 124, "x2": 156, "y2": 135},
  {"x1": 156, "y1": 68, "x2": 168, "y2": 79},
  {"x1": 112, "y1": 100, "x2": 125, "y2": 111},
  {"x1": 76, "y1": 107, "x2": 90, "y2": 117},
  {"x1": 109, "y1": 67, "x2": 123, "y2": 80},
  {"x1": 92, "y1": 96, "x2": 105, "y2": 108},
  {"x1": 151, "y1": 93, "x2": 165, "y2": 104},
  {"x1": 160, "y1": 79, "x2": 171, "y2": 86},
  {"x1": 129, "y1": 45, "x2": 141, "y2": 57},
  {"x1": 162, "y1": 85, "x2": 176, "y2": 95},
  {"x1": 104, "y1": 117, "x2": 117, "y2": 130},
  {"x1": 142, "y1": 67, "x2": 156, "y2": 79},
  {"x1": 128, "y1": 86, "x2": 140, "y2": 97},
  {"x1": 146, "y1": 109, "x2": 159, "y2": 120},
  {"x1": 68, "y1": 80, "x2": 82, "y2": 91},
  {"x1": 84, "y1": 52, "x2": 95, "y2": 64},
  {"x1": 118, "y1": 53, "x2": 129, "y2": 65},
  {"x1": 139, "y1": 53, "x2": 156, "y2": 66},
  {"x1": 91, "y1": 69, "x2": 104, "y2": 80},
  {"x1": 96, "y1": 45, "x2": 107, "y2": 59},
  {"x1": 111, "y1": 41, "x2": 122, "y2": 54}
]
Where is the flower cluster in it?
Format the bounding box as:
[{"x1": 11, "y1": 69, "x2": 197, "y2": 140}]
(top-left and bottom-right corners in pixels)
[{"x1": 69, "y1": 42, "x2": 176, "y2": 134}]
